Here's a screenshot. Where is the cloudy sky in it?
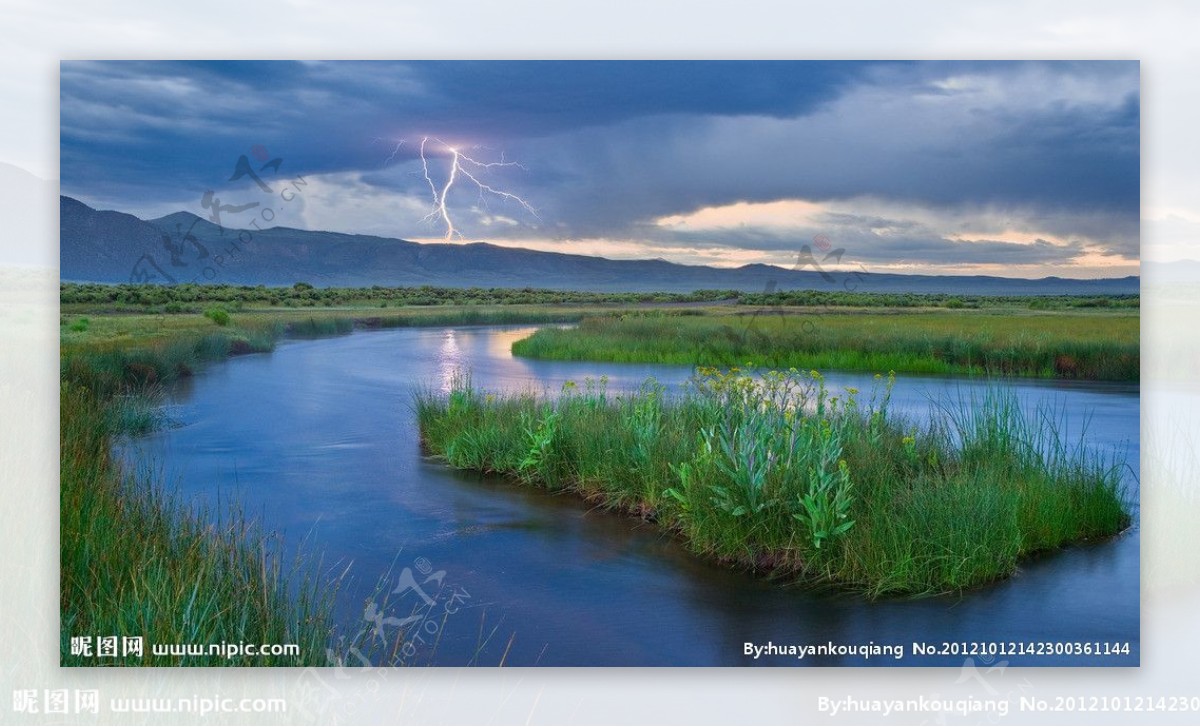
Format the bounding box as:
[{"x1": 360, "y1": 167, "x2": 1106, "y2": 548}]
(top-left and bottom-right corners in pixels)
[{"x1": 60, "y1": 60, "x2": 1139, "y2": 278}]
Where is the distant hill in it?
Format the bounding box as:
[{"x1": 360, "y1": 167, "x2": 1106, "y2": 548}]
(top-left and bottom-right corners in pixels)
[{"x1": 59, "y1": 196, "x2": 1141, "y2": 295}]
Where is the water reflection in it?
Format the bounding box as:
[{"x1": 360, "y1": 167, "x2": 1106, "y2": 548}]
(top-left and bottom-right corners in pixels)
[{"x1": 437, "y1": 329, "x2": 462, "y2": 393}]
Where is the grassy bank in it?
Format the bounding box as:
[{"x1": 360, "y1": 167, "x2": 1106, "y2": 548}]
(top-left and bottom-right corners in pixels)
[
  {"x1": 60, "y1": 304, "x2": 611, "y2": 353},
  {"x1": 416, "y1": 369, "x2": 1130, "y2": 596},
  {"x1": 60, "y1": 329, "x2": 342, "y2": 665},
  {"x1": 511, "y1": 310, "x2": 1140, "y2": 381}
]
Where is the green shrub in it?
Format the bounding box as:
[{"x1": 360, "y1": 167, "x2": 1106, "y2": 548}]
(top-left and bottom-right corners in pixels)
[{"x1": 203, "y1": 307, "x2": 231, "y2": 326}]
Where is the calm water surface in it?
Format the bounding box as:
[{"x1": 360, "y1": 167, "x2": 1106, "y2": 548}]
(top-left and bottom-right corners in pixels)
[{"x1": 119, "y1": 326, "x2": 1139, "y2": 666}]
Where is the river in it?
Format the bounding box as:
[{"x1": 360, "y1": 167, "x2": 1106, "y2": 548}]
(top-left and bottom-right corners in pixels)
[{"x1": 118, "y1": 325, "x2": 1139, "y2": 666}]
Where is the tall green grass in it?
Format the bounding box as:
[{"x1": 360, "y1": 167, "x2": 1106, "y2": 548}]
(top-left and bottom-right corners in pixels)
[
  {"x1": 61, "y1": 381, "x2": 344, "y2": 665},
  {"x1": 511, "y1": 312, "x2": 1140, "y2": 381},
  {"x1": 416, "y1": 369, "x2": 1130, "y2": 596},
  {"x1": 62, "y1": 329, "x2": 277, "y2": 400},
  {"x1": 60, "y1": 324, "x2": 353, "y2": 665}
]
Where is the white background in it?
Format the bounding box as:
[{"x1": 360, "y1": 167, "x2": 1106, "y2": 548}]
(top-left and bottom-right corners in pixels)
[{"x1": 1, "y1": 1, "x2": 1197, "y2": 724}]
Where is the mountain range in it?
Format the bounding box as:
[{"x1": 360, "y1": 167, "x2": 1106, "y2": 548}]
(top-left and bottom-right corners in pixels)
[{"x1": 59, "y1": 196, "x2": 1140, "y2": 295}]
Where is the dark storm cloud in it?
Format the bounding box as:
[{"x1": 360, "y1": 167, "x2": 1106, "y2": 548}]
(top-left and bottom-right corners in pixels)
[
  {"x1": 60, "y1": 60, "x2": 1139, "y2": 269},
  {"x1": 60, "y1": 60, "x2": 875, "y2": 204},
  {"x1": 519, "y1": 63, "x2": 1139, "y2": 248},
  {"x1": 408, "y1": 61, "x2": 875, "y2": 131}
]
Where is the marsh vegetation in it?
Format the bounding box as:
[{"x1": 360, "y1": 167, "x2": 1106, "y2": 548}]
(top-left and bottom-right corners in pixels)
[
  {"x1": 417, "y1": 368, "x2": 1130, "y2": 596},
  {"x1": 512, "y1": 310, "x2": 1139, "y2": 381}
]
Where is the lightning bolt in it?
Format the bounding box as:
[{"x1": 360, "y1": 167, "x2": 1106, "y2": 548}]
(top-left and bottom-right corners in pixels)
[
  {"x1": 384, "y1": 139, "x2": 406, "y2": 166},
  {"x1": 413, "y1": 136, "x2": 539, "y2": 241},
  {"x1": 370, "y1": 137, "x2": 408, "y2": 167}
]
